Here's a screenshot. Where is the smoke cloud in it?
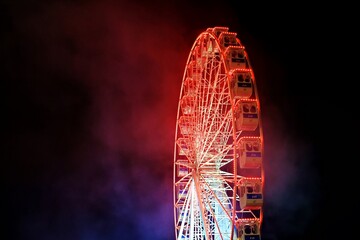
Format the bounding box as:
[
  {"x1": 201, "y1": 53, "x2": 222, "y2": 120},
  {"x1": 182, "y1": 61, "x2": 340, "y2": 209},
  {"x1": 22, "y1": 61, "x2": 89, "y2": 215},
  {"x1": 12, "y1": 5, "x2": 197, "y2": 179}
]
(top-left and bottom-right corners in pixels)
[{"x1": 4, "y1": 1, "x2": 325, "y2": 239}]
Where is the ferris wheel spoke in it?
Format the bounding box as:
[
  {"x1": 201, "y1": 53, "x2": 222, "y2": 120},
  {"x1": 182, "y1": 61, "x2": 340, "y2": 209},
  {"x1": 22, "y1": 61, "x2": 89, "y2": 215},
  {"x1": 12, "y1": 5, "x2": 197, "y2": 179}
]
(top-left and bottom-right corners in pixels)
[
  {"x1": 198, "y1": 174, "x2": 233, "y2": 239},
  {"x1": 198, "y1": 109, "x2": 233, "y2": 166},
  {"x1": 197, "y1": 54, "x2": 221, "y2": 132},
  {"x1": 199, "y1": 176, "x2": 233, "y2": 217},
  {"x1": 198, "y1": 73, "x2": 231, "y2": 162},
  {"x1": 176, "y1": 183, "x2": 193, "y2": 239},
  {"x1": 198, "y1": 131, "x2": 234, "y2": 171}
]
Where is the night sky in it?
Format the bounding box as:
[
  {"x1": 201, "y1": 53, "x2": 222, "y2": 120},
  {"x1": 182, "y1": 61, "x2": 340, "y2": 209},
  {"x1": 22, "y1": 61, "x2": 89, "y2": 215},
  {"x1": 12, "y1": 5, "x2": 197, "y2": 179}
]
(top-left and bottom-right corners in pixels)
[{"x1": 4, "y1": 1, "x2": 358, "y2": 240}]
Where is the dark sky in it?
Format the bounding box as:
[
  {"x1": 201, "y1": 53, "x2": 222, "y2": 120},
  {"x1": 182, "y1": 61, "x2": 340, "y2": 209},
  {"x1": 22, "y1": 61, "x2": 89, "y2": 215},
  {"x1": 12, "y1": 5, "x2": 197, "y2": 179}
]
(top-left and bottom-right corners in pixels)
[{"x1": 4, "y1": 1, "x2": 358, "y2": 240}]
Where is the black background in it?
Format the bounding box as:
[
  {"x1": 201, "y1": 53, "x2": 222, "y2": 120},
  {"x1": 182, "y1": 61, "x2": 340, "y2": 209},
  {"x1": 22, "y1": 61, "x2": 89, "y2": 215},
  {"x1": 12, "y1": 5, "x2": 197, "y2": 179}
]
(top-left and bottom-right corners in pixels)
[{"x1": 4, "y1": 0, "x2": 358, "y2": 239}]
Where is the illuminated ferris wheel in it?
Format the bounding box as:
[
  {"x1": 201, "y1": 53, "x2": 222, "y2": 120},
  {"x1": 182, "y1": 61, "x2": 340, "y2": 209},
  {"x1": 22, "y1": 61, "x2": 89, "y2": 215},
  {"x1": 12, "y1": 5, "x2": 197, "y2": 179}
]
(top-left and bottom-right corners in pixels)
[{"x1": 173, "y1": 26, "x2": 265, "y2": 240}]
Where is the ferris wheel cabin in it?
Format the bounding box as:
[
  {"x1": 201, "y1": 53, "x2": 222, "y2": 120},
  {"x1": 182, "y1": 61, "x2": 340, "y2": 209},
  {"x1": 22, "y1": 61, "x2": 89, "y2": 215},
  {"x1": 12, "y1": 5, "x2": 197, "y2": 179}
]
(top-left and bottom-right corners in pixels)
[
  {"x1": 239, "y1": 177, "x2": 263, "y2": 210},
  {"x1": 229, "y1": 69, "x2": 254, "y2": 99},
  {"x1": 234, "y1": 99, "x2": 259, "y2": 131},
  {"x1": 235, "y1": 219, "x2": 261, "y2": 240},
  {"x1": 238, "y1": 136, "x2": 262, "y2": 168}
]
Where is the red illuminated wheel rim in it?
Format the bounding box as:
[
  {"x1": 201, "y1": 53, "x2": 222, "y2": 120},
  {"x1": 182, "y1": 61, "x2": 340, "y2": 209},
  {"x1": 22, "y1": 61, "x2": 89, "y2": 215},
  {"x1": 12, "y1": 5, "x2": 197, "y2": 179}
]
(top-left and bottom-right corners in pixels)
[{"x1": 173, "y1": 26, "x2": 265, "y2": 239}]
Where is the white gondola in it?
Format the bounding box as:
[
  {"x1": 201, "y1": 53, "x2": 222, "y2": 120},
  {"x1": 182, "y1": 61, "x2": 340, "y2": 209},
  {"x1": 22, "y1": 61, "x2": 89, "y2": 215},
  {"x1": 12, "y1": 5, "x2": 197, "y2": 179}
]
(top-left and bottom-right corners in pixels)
[
  {"x1": 218, "y1": 32, "x2": 240, "y2": 48},
  {"x1": 183, "y1": 77, "x2": 197, "y2": 96},
  {"x1": 187, "y1": 60, "x2": 202, "y2": 80},
  {"x1": 238, "y1": 137, "x2": 262, "y2": 168},
  {"x1": 234, "y1": 100, "x2": 259, "y2": 131},
  {"x1": 176, "y1": 182, "x2": 188, "y2": 204},
  {"x1": 208, "y1": 26, "x2": 229, "y2": 37},
  {"x1": 176, "y1": 204, "x2": 188, "y2": 222},
  {"x1": 180, "y1": 96, "x2": 195, "y2": 115},
  {"x1": 176, "y1": 138, "x2": 191, "y2": 156},
  {"x1": 239, "y1": 178, "x2": 263, "y2": 209},
  {"x1": 229, "y1": 70, "x2": 253, "y2": 99},
  {"x1": 178, "y1": 116, "x2": 195, "y2": 135},
  {"x1": 235, "y1": 219, "x2": 261, "y2": 240},
  {"x1": 224, "y1": 46, "x2": 247, "y2": 69},
  {"x1": 176, "y1": 160, "x2": 189, "y2": 177}
]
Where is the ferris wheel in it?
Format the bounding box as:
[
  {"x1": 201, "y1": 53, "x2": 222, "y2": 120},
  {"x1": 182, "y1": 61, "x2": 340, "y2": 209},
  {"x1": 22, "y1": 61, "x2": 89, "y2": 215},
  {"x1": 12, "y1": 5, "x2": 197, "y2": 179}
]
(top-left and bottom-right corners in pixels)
[{"x1": 173, "y1": 26, "x2": 265, "y2": 240}]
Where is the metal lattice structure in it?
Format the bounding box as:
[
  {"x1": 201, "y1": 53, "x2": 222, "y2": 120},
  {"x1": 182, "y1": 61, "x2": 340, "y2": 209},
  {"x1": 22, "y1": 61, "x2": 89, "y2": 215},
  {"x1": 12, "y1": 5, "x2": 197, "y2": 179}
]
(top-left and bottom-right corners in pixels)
[{"x1": 173, "y1": 26, "x2": 264, "y2": 240}]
